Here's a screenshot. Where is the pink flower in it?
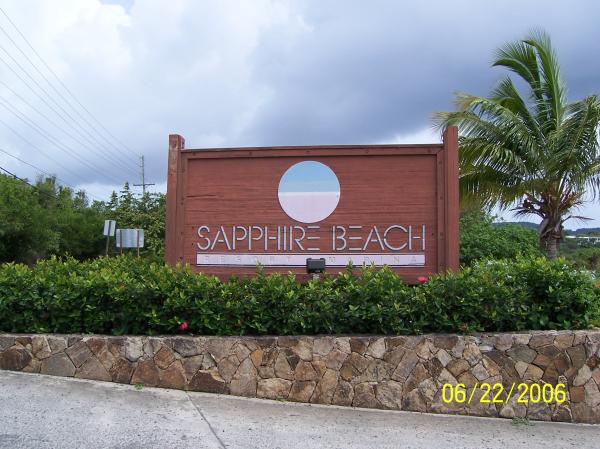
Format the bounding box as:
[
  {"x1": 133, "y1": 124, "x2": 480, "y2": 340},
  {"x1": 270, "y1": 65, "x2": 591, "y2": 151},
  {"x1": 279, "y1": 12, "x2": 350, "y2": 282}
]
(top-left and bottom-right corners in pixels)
[
  {"x1": 178, "y1": 321, "x2": 189, "y2": 331},
  {"x1": 417, "y1": 276, "x2": 428, "y2": 284}
]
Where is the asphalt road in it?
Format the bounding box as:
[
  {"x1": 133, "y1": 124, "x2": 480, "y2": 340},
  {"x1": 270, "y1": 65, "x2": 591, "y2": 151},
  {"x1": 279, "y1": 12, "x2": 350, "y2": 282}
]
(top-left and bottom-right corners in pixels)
[{"x1": 0, "y1": 371, "x2": 598, "y2": 449}]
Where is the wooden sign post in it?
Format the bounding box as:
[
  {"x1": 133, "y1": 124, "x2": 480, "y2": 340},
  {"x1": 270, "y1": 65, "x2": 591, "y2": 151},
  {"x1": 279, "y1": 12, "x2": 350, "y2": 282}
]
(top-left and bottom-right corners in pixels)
[{"x1": 165, "y1": 127, "x2": 459, "y2": 282}]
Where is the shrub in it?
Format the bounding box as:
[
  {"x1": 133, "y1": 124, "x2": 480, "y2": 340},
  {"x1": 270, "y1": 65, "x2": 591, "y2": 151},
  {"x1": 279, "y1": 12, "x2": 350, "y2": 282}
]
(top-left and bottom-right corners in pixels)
[
  {"x1": 0, "y1": 255, "x2": 596, "y2": 336},
  {"x1": 460, "y1": 210, "x2": 540, "y2": 266},
  {"x1": 418, "y1": 258, "x2": 596, "y2": 332},
  {"x1": 561, "y1": 246, "x2": 600, "y2": 272}
]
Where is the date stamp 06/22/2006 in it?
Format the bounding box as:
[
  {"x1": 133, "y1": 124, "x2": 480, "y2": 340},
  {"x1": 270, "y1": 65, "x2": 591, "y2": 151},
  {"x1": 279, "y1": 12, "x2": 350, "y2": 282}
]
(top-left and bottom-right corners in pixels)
[{"x1": 441, "y1": 382, "x2": 567, "y2": 405}]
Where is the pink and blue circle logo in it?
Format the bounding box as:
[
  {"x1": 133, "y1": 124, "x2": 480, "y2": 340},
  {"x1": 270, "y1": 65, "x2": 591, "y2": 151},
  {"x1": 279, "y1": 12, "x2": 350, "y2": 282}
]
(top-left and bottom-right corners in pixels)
[{"x1": 277, "y1": 161, "x2": 340, "y2": 223}]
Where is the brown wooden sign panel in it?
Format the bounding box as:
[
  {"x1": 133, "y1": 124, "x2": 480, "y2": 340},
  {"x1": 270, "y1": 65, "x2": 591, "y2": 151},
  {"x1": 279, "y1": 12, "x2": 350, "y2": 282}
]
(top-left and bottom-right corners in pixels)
[{"x1": 165, "y1": 127, "x2": 459, "y2": 282}]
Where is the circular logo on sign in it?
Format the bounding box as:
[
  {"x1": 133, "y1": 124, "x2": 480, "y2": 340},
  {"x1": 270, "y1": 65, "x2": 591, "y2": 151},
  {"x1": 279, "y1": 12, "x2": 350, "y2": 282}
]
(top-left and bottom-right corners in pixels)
[{"x1": 278, "y1": 161, "x2": 340, "y2": 223}]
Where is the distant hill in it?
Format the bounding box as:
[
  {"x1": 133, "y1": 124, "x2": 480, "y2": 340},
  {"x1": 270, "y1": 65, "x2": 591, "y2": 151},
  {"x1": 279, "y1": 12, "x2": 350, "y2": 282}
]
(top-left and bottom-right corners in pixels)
[
  {"x1": 493, "y1": 221, "x2": 600, "y2": 236},
  {"x1": 493, "y1": 221, "x2": 538, "y2": 230},
  {"x1": 567, "y1": 227, "x2": 600, "y2": 236}
]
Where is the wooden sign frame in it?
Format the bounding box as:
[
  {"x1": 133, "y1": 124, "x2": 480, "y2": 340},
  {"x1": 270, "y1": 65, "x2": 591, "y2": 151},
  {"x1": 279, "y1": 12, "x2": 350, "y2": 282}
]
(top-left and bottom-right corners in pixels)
[{"x1": 165, "y1": 127, "x2": 459, "y2": 282}]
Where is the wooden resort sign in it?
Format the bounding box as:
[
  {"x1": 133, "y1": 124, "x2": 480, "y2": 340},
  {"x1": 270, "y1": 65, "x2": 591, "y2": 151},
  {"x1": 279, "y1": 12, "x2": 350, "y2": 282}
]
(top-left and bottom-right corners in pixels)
[{"x1": 165, "y1": 127, "x2": 459, "y2": 282}]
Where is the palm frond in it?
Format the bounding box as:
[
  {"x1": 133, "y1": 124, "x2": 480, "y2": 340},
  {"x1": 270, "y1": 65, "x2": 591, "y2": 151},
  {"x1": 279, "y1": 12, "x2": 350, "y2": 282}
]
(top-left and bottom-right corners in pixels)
[
  {"x1": 523, "y1": 30, "x2": 567, "y2": 127},
  {"x1": 493, "y1": 40, "x2": 542, "y2": 99},
  {"x1": 490, "y1": 77, "x2": 543, "y2": 145},
  {"x1": 434, "y1": 30, "x2": 600, "y2": 241}
]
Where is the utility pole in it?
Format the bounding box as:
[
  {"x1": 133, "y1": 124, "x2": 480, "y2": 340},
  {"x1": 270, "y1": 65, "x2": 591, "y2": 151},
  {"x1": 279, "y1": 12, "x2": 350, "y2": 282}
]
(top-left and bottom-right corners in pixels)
[{"x1": 133, "y1": 155, "x2": 155, "y2": 194}]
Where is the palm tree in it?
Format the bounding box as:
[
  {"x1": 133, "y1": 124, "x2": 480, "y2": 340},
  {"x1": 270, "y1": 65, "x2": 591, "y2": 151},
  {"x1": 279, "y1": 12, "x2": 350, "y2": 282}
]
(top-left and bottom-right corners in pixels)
[{"x1": 435, "y1": 31, "x2": 600, "y2": 258}]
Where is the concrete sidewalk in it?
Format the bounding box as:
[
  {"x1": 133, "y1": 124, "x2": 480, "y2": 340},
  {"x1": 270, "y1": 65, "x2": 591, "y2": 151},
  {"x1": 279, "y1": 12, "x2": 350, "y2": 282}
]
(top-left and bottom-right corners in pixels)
[{"x1": 0, "y1": 371, "x2": 597, "y2": 449}]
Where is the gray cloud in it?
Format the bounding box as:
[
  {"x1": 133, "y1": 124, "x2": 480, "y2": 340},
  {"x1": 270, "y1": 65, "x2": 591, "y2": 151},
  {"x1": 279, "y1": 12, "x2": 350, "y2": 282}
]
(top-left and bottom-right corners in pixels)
[
  {"x1": 0, "y1": 0, "x2": 599, "y2": 223},
  {"x1": 243, "y1": 1, "x2": 600, "y2": 145}
]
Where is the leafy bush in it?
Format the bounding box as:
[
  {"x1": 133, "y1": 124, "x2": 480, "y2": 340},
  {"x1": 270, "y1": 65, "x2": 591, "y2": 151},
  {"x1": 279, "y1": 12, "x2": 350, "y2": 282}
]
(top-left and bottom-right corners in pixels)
[
  {"x1": 98, "y1": 183, "x2": 166, "y2": 259},
  {"x1": 0, "y1": 255, "x2": 596, "y2": 336},
  {"x1": 0, "y1": 174, "x2": 105, "y2": 264},
  {"x1": 419, "y1": 258, "x2": 596, "y2": 333},
  {"x1": 561, "y1": 246, "x2": 600, "y2": 272},
  {"x1": 0, "y1": 175, "x2": 166, "y2": 264},
  {"x1": 460, "y1": 210, "x2": 540, "y2": 265}
]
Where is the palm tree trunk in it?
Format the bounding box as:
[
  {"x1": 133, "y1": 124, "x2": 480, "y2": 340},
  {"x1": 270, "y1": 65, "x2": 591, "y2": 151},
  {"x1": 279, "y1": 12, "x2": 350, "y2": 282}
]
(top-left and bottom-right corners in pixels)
[
  {"x1": 540, "y1": 233, "x2": 560, "y2": 259},
  {"x1": 539, "y1": 214, "x2": 563, "y2": 259},
  {"x1": 546, "y1": 237, "x2": 559, "y2": 259}
]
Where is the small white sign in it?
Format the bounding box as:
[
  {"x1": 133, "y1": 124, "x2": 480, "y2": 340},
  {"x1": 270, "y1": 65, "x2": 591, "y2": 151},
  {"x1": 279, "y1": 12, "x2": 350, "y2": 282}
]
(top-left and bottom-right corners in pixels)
[
  {"x1": 196, "y1": 253, "x2": 424, "y2": 267},
  {"x1": 116, "y1": 229, "x2": 144, "y2": 248},
  {"x1": 103, "y1": 220, "x2": 116, "y2": 237}
]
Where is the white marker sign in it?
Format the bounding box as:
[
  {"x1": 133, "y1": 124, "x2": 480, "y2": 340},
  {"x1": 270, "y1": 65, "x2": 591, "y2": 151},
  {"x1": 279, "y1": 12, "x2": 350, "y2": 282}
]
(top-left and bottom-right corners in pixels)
[
  {"x1": 103, "y1": 220, "x2": 116, "y2": 237},
  {"x1": 116, "y1": 229, "x2": 144, "y2": 248}
]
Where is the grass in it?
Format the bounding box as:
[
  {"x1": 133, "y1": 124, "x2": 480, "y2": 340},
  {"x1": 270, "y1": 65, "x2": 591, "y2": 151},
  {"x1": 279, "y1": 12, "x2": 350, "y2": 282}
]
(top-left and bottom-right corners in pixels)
[{"x1": 511, "y1": 417, "x2": 533, "y2": 426}]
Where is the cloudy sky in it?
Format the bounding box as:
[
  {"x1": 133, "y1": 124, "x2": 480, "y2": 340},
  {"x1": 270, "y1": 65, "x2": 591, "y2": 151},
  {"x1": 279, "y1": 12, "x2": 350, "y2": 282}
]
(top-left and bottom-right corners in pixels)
[{"x1": 0, "y1": 0, "x2": 599, "y2": 228}]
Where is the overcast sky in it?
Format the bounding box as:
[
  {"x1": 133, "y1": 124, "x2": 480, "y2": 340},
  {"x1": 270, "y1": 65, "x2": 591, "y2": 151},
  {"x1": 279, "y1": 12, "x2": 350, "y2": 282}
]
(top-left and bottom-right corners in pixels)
[{"x1": 0, "y1": 0, "x2": 599, "y2": 228}]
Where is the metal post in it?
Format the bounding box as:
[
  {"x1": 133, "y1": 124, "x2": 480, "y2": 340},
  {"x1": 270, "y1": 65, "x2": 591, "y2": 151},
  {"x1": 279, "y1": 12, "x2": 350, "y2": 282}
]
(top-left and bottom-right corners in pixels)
[
  {"x1": 133, "y1": 155, "x2": 155, "y2": 194},
  {"x1": 105, "y1": 235, "x2": 110, "y2": 256},
  {"x1": 136, "y1": 229, "x2": 140, "y2": 257},
  {"x1": 141, "y1": 156, "x2": 145, "y2": 195}
]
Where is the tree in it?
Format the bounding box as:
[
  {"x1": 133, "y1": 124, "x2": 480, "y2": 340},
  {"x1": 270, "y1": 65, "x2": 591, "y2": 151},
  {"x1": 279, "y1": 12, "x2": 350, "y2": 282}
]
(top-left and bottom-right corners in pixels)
[
  {"x1": 0, "y1": 174, "x2": 56, "y2": 263},
  {"x1": 36, "y1": 178, "x2": 105, "y2": 259},
  {"x1": 435, "y1": 31, "x2": 600, "y2": 258},
  {"x1": 99, "y1": 183, "x2": 166, "y2": 258},
  {"x1": 459, "y1": 209, "x2": 540, "y2": 265},
  {"x1": 0, "y1": 174, "x2": 105, "y2": 263}
]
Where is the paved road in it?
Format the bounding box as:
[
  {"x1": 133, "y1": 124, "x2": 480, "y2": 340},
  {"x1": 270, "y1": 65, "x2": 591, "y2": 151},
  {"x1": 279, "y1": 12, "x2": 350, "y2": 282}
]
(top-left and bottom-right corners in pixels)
[{"x1": 0, "y1": 371, "x2": 598, "y2": 449}]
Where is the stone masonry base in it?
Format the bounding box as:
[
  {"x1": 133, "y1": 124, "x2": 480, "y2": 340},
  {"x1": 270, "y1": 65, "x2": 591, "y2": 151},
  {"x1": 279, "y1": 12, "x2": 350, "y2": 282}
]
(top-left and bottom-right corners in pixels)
[{"x1": 0, "y1": 331, "x2": 599, "y2": 423}]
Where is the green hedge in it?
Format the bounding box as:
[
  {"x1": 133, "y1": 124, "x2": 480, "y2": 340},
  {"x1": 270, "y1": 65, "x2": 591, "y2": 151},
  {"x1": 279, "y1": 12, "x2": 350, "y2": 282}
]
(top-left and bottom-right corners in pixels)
[
  {"x1": 0, "y1": 256, "x2": 597, "y2": 336},
  {"x1": 459, "y1": 211, "x2": 540, "y2": 265}
]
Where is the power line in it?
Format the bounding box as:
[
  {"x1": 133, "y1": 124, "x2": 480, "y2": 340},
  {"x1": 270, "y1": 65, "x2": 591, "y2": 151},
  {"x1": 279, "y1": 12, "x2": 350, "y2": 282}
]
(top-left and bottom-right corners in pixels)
[
  {"x1": 0, "y1": 116, "x2": 115, "y2": 188},
  {"x1": 0, "y1": 48, "x2": 139, "y2": 174},
  {"x1": 0, "y1": 79, "x2": 135, "y2": 179},
  {"x1": 0, "y1": 146, "x2": 103, "y2": 202},
  {"x1": 0, "y1": 6, "x2": 154, "y2": 195},
  {"x1": 0, "y1": 149, "x2": 105, "y2": 203},
  {"x1": 0, "y1": 40, "x2": 138, "y2": 170},
  {"x1": 0, "y1": 156, "x2": 103, "y2": 202},
  {"x1": 1, "y1": 146, "x2": 68, "y2": 184},
  {"x1": 0, "y1": 6, "x2": 141, "y2": 163},
  {"x1": 0, "y1": 43, "x2": 112, "y2": 156},
  {"x1": 0, "y1": 95, "x2": 130, "y2": 184},
  {"x1": 0, "y1": 164, "x2": 56, "y2": 200},
  {"x1": 0, "y1": 19, "x2": 141, "y2": 165},
  {"x1": 0, "y1": 51, "x2": 134, "y2": 174}
]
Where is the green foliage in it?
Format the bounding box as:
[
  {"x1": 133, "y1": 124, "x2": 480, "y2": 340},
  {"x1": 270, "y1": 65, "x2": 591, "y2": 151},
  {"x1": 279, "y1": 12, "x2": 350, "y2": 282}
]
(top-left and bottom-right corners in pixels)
[
  {"x1": 561, "y1": 246, "x2": 600, "y2": 271},
  {"x1": 35, "y1": 177, "x2": 105, "y2": 259},
  {"x1": 0, "y1": 255, "x2": 595, "y2": 336},
  {"x1": 98, "y1": 183, "x2": 165, "y2": 259},
  {"x1": 420, "y1": 258, "x2": 595, "y2": 333},
  {"x1": 435, "y1": 31, "x2": 600, "y2": 258},
  {"x1": 0, "y1": 175, "x2": 166, "y2": 263},
  {"x1": 0, "y1": 174, "x2": 55, "y2": 262},
  {"x1": 511, "y1": 417, "x2": 533, "y2": 426},
  {"x1": 460, "y1": 210, "x2": 540, "y2": 265},
  {"x1": 0, "y1": 174, "x2": 104, "y2": 263}
]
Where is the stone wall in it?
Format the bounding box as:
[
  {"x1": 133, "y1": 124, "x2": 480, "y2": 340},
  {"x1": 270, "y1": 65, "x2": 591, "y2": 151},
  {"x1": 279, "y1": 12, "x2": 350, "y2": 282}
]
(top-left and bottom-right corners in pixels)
[{"x1": 0, "y1": 331, "x2": 599, "y2": 423}]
